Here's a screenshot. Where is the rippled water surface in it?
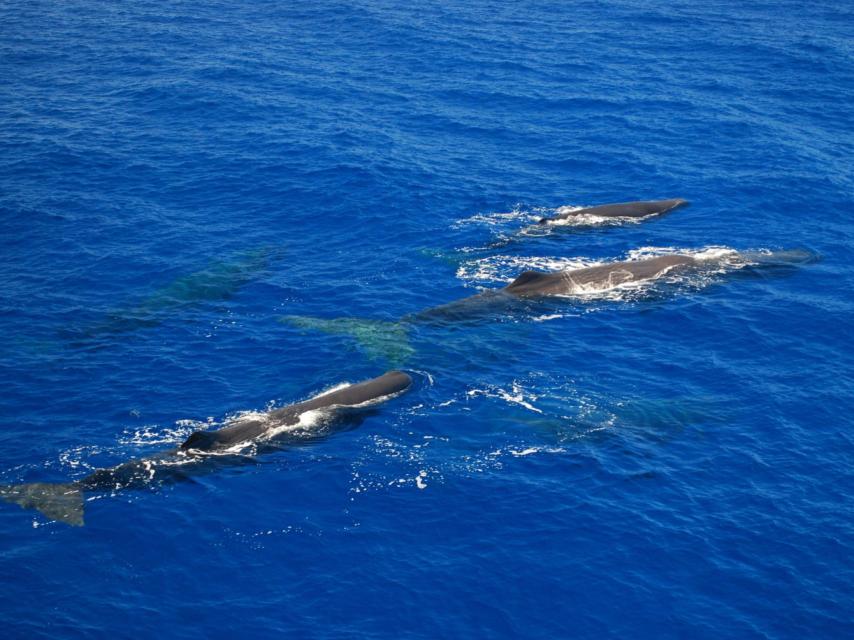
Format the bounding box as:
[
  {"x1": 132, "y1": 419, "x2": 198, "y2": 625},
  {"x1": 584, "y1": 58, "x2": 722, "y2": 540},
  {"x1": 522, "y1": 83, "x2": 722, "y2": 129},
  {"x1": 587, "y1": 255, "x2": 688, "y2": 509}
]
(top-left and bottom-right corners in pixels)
[{"x1": 1, "y1": 1, "x2": 852, "y2": 637}]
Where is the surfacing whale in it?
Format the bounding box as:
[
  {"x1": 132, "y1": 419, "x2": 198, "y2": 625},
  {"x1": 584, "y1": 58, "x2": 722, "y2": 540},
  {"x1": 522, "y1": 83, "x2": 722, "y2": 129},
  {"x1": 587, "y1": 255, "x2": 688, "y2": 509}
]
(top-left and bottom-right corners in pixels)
[
  {"x1": 0, "y1": 370, "x2": 412, "y2": 526},
  {"x1": 435, "y1": 199, "x2": 689, "y2": 258},
  {"x1": 417, "y1": 254, "x2": 697, "y2": 320},
  {"x1": 538, "y1": 198, "x2": 688, "y2": 225},
  {"x1": 283, "y1": 250, "x2": 818, "y2": 363},
  {"x1": 283, "y1": 255, "x2": 701, "y2": 360}
]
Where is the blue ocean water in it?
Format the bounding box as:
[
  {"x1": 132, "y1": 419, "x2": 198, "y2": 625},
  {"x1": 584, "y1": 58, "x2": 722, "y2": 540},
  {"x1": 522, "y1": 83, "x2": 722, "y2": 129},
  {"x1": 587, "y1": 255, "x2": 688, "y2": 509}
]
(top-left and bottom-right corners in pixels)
[{"x1": 1, "y1": 0, "x2": 853, "y2": 636}]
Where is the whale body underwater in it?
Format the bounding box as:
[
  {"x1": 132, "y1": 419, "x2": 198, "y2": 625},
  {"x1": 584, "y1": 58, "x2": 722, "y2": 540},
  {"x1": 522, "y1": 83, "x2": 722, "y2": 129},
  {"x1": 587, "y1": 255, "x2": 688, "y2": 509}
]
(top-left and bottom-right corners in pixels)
[{"x1": 0, "y1": 371, "x2": 412, "y2": 526}]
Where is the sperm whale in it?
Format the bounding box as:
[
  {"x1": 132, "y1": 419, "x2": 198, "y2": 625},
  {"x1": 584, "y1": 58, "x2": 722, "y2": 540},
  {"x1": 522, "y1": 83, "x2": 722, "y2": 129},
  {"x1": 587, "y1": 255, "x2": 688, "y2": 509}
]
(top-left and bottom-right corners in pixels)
[
  {"x1": 282, "y1": 255, "x2": 700, "y2": 359},
  {"x1": 0, "y1": 370, "x2": 412, "y2": 526},
  {"x1": 538, "y1": 198, "x2": 688, "y2": 225},
  {"x1": 282, "y1": 250, "x2": 817, "y2": 363},
  {"x1": 433, "y1": 199, "x2": 689, "y2": 258},
  {"x1": 417, "y1": 255, "x2": 697, "y2": 320}
]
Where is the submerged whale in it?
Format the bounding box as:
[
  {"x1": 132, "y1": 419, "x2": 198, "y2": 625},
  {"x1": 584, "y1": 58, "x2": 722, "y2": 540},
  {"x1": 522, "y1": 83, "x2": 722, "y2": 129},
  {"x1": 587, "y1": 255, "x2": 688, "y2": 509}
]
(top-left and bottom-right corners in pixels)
[
  {"x1": 538, "y1": 198, "x2": 688, "y2": 225},
  {"x1": 0, "y1": 370, "x2": 412, "y2": 526},
  {"x1": 64, "y1": 246, "x2": 278, "y2": 342}
]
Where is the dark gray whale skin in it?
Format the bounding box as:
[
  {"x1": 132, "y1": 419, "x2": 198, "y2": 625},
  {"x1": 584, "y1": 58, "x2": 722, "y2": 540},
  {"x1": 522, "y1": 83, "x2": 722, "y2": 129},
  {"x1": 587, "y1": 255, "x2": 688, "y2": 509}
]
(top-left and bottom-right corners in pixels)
[
  {"x1": 502, "y1": 255, "x2": 695, "y2": 297},
  {"x1": 538, "y1": 198, "x2": 688, "y2": 224},
  {"x1": 180, "y1": 370, "x2": 412, "y2": 451},
  {"x1": 416, "y1": 255, "x2": 696, "y2": 321},
  {"x1": 0, "y1": 371, "x2": 412, "y2": 526}
]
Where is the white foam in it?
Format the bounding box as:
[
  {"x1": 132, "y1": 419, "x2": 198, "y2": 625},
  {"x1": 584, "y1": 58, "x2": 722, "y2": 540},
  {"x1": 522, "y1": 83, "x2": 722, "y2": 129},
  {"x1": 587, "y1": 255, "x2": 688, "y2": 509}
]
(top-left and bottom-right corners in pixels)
[
  {"x1": 532, "y1": 313, "x2": 569, "y2": 322},
  {"x1": 509, "y1": 446, "x2": 567, "y2": 457},
  {"x1": 408, "y1": 369, "x2": 435, "y2": 386},
  {"x1": 263, "y1": 408, "x2": 328, "y2": 440},
  {"x1": 544, "y1": 207, "x2": 657, "y2": 228},
  {"x1": 624, "y1": 245, "x2": 743, "y2": 264},
  {"x1": 456, "y1": 254, "x2": 597, "y2": 285},
  {"x1": 58, "y1": 445, "x2": 104, "y2": 471},
  {"x1": 226, "y1": 410, "x2": 271, "y2": 425},
  {"x1": 120, "y1": 420, "x2": 211, "y2": 447},
  {"x1": 185, "y1": 405, "x2": 343, "y2": 456},
  {"x1": 467, "y1": 382, "x2": 543, "y2": 414},
  {"x1": 510, "y1": 447, "x2": 539, "y2": 456},
  {"x1": 554, "y1": 205, "x2": 584, "y2": 215},
  {"x1": 150, "y1": 454, "x2": 198, "y2": 467},
  {"x1": 453, "y1": 206, "x2": 543, "y2": 228}
]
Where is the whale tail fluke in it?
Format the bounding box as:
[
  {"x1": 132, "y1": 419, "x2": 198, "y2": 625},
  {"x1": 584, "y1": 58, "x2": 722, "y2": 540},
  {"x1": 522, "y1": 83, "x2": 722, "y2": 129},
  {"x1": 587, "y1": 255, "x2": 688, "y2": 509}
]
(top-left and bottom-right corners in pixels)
[
  {"x1": 279, "y1": 316, "x2": 414, "y2": 366},
  {"x1": 0, "y1": 482, "x2": 85, "y2": 526}
]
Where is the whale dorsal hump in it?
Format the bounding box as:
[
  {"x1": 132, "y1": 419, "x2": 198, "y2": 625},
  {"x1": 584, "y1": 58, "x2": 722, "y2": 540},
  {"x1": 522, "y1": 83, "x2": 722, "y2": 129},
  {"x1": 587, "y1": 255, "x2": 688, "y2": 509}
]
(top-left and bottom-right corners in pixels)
[
  {"x1": 506, "y1": 270, "x2": 551, "y2": 291},
  {"x1": 180, "y1": 430, "x2": 218, "y2": 451}
]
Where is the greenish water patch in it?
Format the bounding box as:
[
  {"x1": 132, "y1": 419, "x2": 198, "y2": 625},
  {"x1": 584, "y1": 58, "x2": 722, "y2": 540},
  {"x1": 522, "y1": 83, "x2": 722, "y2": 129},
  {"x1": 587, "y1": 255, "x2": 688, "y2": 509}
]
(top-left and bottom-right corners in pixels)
[{"x1": 280, "y1": 315, "x2": 414, "y2": 366}]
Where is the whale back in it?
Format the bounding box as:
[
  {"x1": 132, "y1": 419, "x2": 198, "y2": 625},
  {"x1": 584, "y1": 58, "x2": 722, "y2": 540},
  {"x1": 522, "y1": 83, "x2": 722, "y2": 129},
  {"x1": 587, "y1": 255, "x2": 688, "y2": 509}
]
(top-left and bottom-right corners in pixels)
[
  {"x1": 540, "y1": 198, "x2": 687, "y2": 223},
  {"x1": 504, "y1": 256, "x2": 696, "y2": 298},
  {"x1": 580, "y1": 199, "x2": 686, "y2": 218},
  {"x1": 288, "y1": 370, "x2": 412, "y2": 414},
  {"x1": 504, "y1": 270, "x2": 566, "y2": 296},
  {"x1": 180, "y1": 370, "x2": 412, "y2": 452},
  {"x1": 559, "y1": 255, "x2": 696, "y2": 288}
]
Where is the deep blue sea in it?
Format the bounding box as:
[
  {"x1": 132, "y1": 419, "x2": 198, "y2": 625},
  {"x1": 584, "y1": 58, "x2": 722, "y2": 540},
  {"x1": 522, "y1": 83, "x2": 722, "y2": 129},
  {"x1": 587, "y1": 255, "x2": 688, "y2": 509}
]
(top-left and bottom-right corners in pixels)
[{"x1": 2, "y1": 1, "x2": 853, "y2": 637}]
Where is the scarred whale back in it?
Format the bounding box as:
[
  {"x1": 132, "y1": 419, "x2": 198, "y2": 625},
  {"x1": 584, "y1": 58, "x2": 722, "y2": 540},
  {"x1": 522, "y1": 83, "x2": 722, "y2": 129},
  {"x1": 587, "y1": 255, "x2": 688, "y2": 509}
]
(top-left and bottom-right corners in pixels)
[{"x1": 504, "y1": 255, "x2": 696, "y2": 298}]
